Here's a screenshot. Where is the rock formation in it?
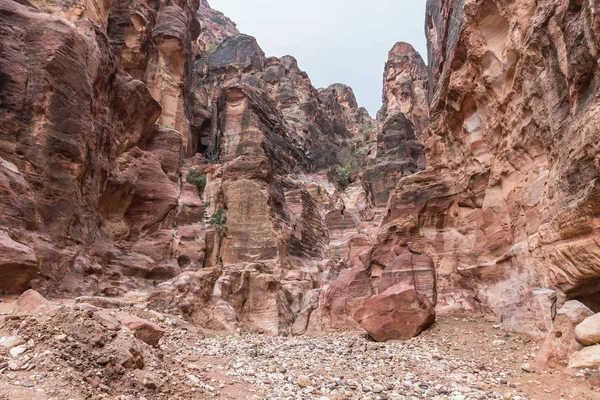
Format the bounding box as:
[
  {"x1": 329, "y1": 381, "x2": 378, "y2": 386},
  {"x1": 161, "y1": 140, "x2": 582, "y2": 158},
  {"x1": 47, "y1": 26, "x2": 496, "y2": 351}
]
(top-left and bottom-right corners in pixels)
[
  {"x1": 0, "y1": 0, "x2": 386, "y2": 336},
  {"x1": 362, "y1": 0, "x2": 600, "y2": 342},
  {"x1": 4, "y1": 0, "x2": 600, "y2": 348}
]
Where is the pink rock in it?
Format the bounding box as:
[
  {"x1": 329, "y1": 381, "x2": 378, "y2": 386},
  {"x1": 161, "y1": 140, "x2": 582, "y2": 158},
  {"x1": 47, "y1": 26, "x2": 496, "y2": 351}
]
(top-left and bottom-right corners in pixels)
[
  {"x1": 116, "y1": 313, "x2": 165, "y2": 346},
  {"x1": 354, "y1": 283, "x2": 435, "y2": 342},
  {"x1": 12, "y1": 289, "x2": 55, "y2": 316}
]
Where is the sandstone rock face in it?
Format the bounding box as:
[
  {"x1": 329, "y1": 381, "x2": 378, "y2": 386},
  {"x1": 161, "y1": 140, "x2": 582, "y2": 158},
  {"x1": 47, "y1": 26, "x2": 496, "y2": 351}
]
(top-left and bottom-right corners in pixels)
[
  {"x1": 362, "y1": 43, "x2": 428, "y2": 210},
  {"x1": 0, "y1": 231, "x2": 38, "y2": 293},
  {"x1": 378, "y1": 42, "x2": 429, "y2": 142},
  {"x1": 354, "y1": 283, "x2": 435, "y2": 342},
  {"x1": 358, "y1": 0, "x2": 600, "y2": 338},
  {"x1": 0, "y1": 0, "x2": 197, "y2": 296}
]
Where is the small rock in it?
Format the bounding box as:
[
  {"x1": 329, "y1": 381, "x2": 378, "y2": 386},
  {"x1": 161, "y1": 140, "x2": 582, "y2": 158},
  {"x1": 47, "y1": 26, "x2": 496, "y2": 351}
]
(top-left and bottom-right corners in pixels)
[
  {"x1": 116, "y1": 312, "x2": 165, "y2": 346},
  {"x1": 372, "y1": 384, "x2": 384, "y2": 393},
  {"x1": 521, "y1": 363, "x2": 534, "y2": 373},
  {"x1": 0, "y1": 336, "x2": 26, "y2": 349},
  {"x1": 54, "y1": 334, "x2": 67, "y2": 343},
  {"x1": 8, "y1": 361, "x2": 20, "y2": 371},
  {"x1": 143, "y1": 378, "x2": 157, "y2": 389},
  {"x1": 96, "y1": 356, "x2": 110, "y2": 366},
  {"x1": 10, "y1": 345, "x2": 27, "y2": 358},
  {"x1": 297, "y1": 375, "x2": 312, "y2": 388}
]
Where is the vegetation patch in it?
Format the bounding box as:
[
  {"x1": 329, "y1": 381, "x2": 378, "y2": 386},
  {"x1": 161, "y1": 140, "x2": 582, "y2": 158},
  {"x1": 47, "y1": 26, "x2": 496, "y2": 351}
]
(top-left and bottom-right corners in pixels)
[
  {"x1": 209, "y1": 208, "x2": 226, "y2": 233},
  {"x1": 203, "y1": 150, "x2": 220, "y2": 164},
  {"x1": 186, "y1": 170, "x2": 207, "y2": 196},
  {"x1": 328, "y1": 164, "x2": 353, "y2": 190}
]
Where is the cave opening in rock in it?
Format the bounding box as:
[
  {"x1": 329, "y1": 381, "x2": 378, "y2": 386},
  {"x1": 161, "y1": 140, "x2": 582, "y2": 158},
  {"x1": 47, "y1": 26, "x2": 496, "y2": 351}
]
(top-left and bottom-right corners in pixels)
[
  {"x1": 572, "y1": 292, "x2": 600, "y2": 313},
  {"x1": 196, "y1": 118, "x2": 212, "y2": 154},
  {"x1": 568, "y1": 276, "x2": 600, "y2": 312}
]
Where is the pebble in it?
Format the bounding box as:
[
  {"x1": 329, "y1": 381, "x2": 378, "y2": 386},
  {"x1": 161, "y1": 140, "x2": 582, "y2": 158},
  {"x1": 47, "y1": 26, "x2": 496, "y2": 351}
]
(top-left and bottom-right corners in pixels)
[
  {"x1": 521, "y1": 363, "x2": 534, "y2": 373},
  {"x1": 143, "y1": 378, "x2": 157, "y2": 389},
  {"x1": 10, "y1": 345, "x2": 27, "y2": 357},
  {"x1": 96, "y1": 356, "x2": 110, "y2": 366},
  {"x1": 54, "y1": 334, "x2": 67, "y2": 342},
  {"x1": 297, "y1": 375, "x2": 312, "y2": 388}
]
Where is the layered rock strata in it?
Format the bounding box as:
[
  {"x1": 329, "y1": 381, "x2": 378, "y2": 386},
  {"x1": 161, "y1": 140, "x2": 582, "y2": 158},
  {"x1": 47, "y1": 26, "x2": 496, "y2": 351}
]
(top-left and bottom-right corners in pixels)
[{"x1": 369, "y1": 0, "x2": 600, "y2": 341}]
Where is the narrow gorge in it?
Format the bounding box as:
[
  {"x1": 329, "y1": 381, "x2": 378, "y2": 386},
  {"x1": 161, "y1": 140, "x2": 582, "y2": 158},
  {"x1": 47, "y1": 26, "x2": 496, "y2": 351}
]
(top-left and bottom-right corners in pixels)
[{"x1": 2, "y1": 0, "x2": 600, "y2": 399}]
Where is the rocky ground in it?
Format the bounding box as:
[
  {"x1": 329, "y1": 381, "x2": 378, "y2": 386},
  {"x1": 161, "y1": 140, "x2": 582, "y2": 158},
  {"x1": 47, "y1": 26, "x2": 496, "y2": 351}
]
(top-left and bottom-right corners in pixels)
[{"x1": 1, "y1": 295, "x2": 599, "y2": 400}]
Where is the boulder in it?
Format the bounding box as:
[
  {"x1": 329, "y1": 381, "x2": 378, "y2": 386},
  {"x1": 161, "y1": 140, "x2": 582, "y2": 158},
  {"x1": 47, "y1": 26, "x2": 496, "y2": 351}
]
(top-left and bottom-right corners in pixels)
[
  {"x1": 354, "y1": 283, "x2": 435, "y2": 342},
  {"x1": 116, "y1": 313, "x2": 165, "y2": 347},
  {"x1": 569, "y1": 344, "x2": 600, "y2": 369},
  {"x1": 12, "y1": 290, "x2": 55, "y2": 316},
  {"x1": 575, "y1": 313, "x2": 600, "y2": 346}
]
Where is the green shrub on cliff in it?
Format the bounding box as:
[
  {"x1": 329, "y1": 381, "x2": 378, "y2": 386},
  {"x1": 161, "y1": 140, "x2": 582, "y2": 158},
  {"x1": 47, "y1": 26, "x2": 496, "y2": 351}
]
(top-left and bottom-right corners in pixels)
[
  {"x1": 186, "y1": 170, "x2": 207, "y2": 196},
  {"x1": 329, "y1": 164, "x2": 353, "y2": 190},
  {"x1": 209, "y1": 208, "x2": 226, "y2": 233}
]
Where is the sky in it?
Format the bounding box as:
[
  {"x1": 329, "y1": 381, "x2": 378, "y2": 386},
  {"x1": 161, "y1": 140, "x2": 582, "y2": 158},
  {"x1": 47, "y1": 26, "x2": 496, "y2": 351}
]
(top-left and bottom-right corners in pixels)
[{"x1": 209, "y1": 0, "x2": 428, "y2": 117}]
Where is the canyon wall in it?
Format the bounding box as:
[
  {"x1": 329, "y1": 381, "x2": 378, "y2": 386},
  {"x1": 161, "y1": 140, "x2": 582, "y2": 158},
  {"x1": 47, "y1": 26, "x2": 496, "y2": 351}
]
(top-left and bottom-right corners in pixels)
[
  {"x1": 4, "y1": 0, "x2": 600, "y2": 342},
  {"x1": 0, "y1": 0, "x2": 396, "y2": 335},
  {"x1": 373, "y1": 0, "x2": 600, "y2": 339}
]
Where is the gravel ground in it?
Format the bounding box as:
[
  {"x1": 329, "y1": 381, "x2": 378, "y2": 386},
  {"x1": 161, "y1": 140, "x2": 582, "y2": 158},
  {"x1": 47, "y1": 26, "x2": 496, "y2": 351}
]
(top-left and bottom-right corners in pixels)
[{"x1": 162, "y1": 317, "x2": 600, "y2": 400}]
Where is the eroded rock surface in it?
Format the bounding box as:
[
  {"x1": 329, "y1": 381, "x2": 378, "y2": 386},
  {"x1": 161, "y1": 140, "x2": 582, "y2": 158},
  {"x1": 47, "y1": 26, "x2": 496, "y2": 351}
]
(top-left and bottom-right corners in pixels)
[
  {"x1": 362, "y1": 0, "x2": 600, "y2": 341},
  {"x1": 6, "y1": 0, "x2": 600, "y2": 350}
]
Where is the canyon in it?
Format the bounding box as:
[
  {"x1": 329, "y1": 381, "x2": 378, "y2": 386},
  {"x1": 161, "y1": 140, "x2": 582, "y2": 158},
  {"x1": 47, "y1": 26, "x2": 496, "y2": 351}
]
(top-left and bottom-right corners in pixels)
[{"x1": 2, "y1": 0, "x2": 600, "y2": 398}]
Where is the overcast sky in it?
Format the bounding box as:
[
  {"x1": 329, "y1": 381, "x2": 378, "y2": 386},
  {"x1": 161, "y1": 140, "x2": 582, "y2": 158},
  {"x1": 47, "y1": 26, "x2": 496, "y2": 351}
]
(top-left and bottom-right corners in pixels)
[{"x1": 209, "y1": 0, "x2": 428, "y2": 117}]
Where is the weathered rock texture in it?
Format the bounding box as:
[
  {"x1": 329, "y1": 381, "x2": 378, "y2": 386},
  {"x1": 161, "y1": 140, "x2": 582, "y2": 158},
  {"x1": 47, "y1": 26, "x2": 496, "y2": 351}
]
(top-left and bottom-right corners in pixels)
[
  {"x1": 537, "y1": 300, "x2": 593, "y2": 367},
  {"x1": 354, "y1": 283, "x2": 435, "y2": 342},
  {"x1": 370, "y1": 0, "x2": 600, "y2": 340},
  {"x1": 8, "y1": 0, "x2": 600, "y2": 344},
  {"x1": 0, "y1": 0, "x2": 402, "y2": 336}
]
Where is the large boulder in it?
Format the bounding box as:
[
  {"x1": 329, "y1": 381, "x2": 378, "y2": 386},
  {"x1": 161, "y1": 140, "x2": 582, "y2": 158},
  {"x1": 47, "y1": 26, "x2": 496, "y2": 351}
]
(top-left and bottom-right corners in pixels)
[
  {"x1": 12, "y1": 290, "x2": 55, "y2": 316},
  {"x1": 569, "y1": 344, "x2": 600, "y2": 369},
  {"x1": 354, "y1": 283, "x2": 435, "y2": 342},
  {"x1": 575, "y1": 313, "x2": 600, "y2": 346}
]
